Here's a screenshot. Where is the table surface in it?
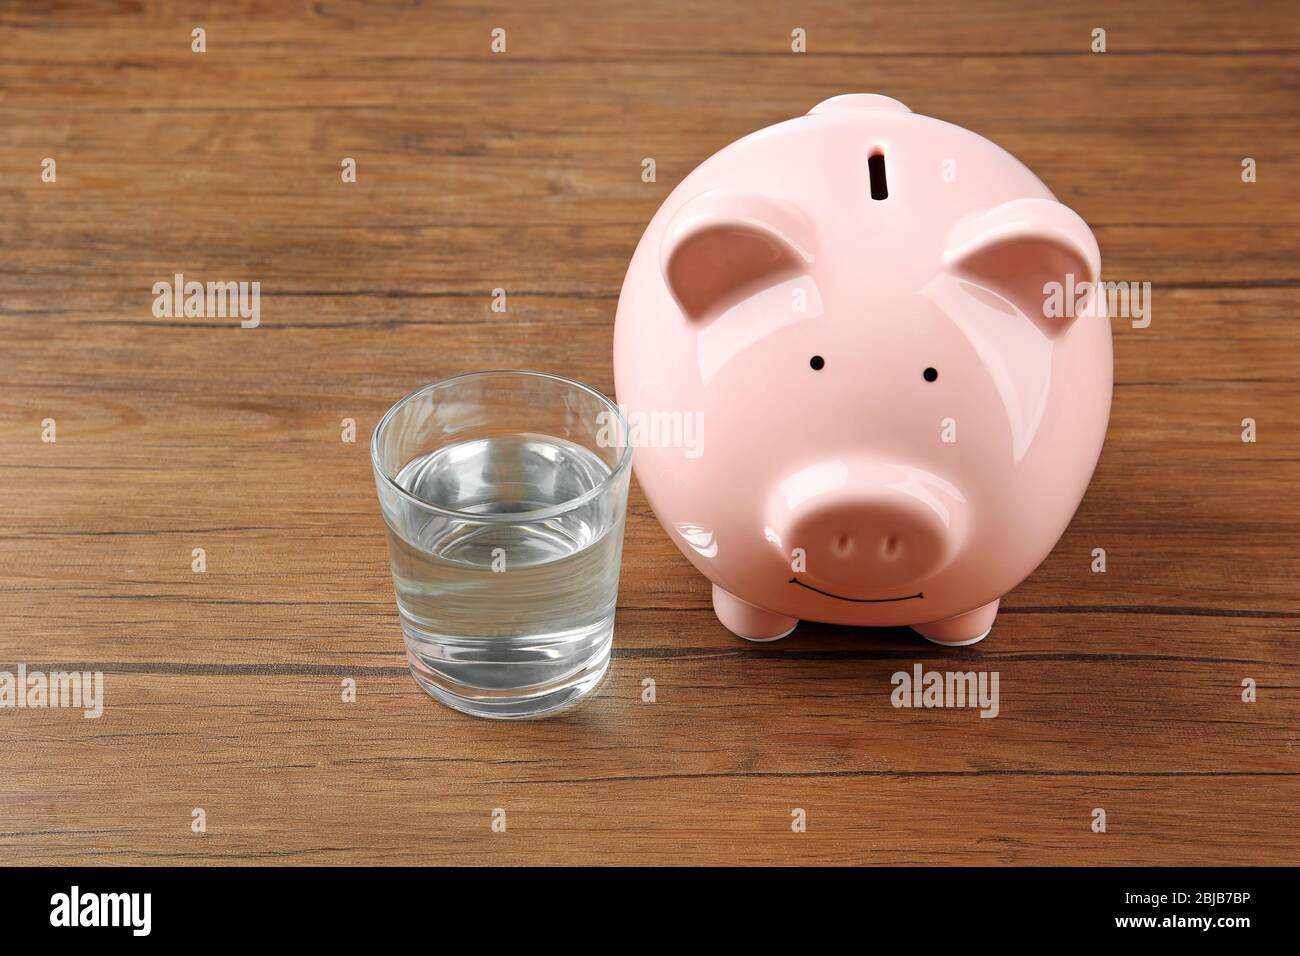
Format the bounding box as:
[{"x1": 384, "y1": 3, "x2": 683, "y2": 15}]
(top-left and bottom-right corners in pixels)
[{"x1": 2, "y1": 1, "x2": 1297, "y2": 866}]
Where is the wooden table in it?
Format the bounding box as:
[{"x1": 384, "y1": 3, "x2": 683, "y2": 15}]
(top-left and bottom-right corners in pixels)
[{"x1": 1, "y1": 1, "x2": 1296, "y2": 865}]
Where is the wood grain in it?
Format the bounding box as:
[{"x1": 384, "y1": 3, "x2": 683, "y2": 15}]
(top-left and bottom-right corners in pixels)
[{"x1": 1, "y1": 0, "x2": 1297, "y2": 865}]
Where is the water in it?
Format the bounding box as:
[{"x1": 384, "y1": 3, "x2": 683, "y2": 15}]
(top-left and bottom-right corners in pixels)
[{"x1": 382, "y1": 435, "x2": 626, "y2": 719}]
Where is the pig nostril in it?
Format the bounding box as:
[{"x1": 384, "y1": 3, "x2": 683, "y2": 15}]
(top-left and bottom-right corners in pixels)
[
  {"x1": 881, "y1": 534, "x2": 902, "y2": 559},
  {"x1": 833, "y1": 533, "x2": 852, "y2": 556}
]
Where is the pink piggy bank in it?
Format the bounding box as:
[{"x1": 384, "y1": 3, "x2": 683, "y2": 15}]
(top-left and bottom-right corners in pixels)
[{"x1": 613, "y1": 94, "x2": 1111, "y2": 646}]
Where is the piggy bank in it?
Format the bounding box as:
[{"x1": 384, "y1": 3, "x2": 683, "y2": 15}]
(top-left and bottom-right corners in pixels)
[{"x1": 612, "y1": 94, "x2": 1111, "y2": 646}]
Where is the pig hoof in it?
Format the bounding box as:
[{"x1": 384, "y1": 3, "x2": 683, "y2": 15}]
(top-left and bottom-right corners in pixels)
[
  {"x1": 917, "y1": 627, "x2": 991, "y2": 647},
  {"x1": 912, "y1": 599, "x2": 999, "y2": 647},
  {"x1": 712, "y1": 584, "x2": 798, "y2": 642}
]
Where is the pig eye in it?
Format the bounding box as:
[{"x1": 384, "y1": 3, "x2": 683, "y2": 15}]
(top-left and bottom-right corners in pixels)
[
  {"x1": 923, "y1": 367, "x2": 938, "y2": 382},
  {"x1": 810, "y1": 355, "x2": 825, "y2": 370}
]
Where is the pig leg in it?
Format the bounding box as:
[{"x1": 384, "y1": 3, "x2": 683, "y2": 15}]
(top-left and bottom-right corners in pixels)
[
  {"x1": 712, "y1": 584, "x2": 798, "y2": 642},
  {"x1": 911, "y1": 599, "x2": 999, "y2": 647}
]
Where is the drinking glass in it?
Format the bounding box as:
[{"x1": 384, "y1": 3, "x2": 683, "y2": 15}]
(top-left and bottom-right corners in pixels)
[{"x1": 371, "y1": 370, "x2": 631, "y2": 719}]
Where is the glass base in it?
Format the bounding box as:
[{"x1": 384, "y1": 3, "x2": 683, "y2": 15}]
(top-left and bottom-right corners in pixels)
[{"x1": 404, "y1": 632, "x2": 612, "y2": 720}]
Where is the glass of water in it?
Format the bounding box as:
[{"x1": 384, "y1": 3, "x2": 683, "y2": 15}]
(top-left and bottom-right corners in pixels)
[{"x1": 371, "y1": 370, "x2": 631, "y2": 719}]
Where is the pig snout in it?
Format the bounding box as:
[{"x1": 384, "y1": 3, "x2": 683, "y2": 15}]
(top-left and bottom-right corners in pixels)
[{"x1": 767, "y1": 461, "x2": 969, "y2": 594}]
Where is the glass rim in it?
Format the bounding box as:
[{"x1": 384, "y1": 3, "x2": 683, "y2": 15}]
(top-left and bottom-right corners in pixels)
[{"x1": 370, "y1": 369, "x2": 632, "y2": 523}]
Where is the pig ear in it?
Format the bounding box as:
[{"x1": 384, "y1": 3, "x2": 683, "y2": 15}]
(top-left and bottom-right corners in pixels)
[
  {"x1": 660, "y1": 191, "x2": 816, "y2": 320},
  {"x1": 942, "y1": 198, "x2": 1102, "y2": 324}
]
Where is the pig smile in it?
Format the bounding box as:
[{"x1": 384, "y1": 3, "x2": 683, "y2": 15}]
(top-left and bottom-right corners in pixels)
[{"x1": 789, "y1": 578, "x2": 923, "y2": 602}]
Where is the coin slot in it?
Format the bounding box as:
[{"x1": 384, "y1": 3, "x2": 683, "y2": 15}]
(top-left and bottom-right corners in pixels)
[{"x1": 869, "y1": 151, "x2": 888, "y2": 200}]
